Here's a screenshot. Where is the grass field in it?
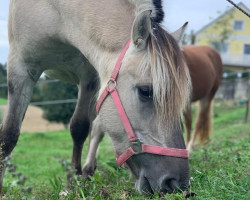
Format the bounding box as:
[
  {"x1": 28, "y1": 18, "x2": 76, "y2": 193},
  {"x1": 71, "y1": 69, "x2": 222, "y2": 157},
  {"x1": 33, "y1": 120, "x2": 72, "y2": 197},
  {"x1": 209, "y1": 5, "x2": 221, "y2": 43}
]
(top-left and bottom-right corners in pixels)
[
  {"x1": 0, "y1": 98, "x2": 7, "y2": 105},
  {"x1": 2, "y1": 101, "x2": 250, "y2": 200}
]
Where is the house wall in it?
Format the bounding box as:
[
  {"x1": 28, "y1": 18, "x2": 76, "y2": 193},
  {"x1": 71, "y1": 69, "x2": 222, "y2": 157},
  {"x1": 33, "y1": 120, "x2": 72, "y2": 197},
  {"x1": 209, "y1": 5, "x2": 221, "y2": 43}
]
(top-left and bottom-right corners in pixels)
[
  {"x1": 195, "y1": 4, "x2": 250, "y2": 99},
  {"x1": 196, "y1": 5, "x2": 250, "y2": 56}
]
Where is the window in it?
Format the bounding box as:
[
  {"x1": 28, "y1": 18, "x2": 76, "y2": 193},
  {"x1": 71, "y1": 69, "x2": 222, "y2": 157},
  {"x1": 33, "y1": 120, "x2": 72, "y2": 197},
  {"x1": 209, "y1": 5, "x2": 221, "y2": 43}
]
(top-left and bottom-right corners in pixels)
[
  {"x1": 244, "y1": 44, "x2": 250, "y2": 55},
  {"x1": 221, "y1": 43, "x2": 230, "y2": 53},
  {"x1": 211, "y1": 42, "x2": 230, "y2": 53},
  {"x1": 234, "y1": 20, "x2": 244, "y2": 31}
]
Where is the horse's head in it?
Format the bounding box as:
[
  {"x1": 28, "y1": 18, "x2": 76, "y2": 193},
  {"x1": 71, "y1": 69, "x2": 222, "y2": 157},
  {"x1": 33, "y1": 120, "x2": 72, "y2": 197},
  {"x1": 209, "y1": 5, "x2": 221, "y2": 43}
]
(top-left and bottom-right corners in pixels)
[{"x1": 98, "y1": 11, "x2": 191, "y2": 195}]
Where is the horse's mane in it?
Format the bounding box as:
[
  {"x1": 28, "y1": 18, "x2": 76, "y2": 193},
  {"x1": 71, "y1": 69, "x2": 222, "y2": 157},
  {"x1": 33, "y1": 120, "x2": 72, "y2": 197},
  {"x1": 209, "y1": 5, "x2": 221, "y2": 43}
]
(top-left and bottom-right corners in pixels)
[
  {"x1": 152, "y1": 0, "x2": 164, "y2": 23},
  {"x1": 140, "y1": 23, "x2": 191, "y2": 129},
  {"x1": 128, "y1": 0, "x2": 164, "y2": 24}
]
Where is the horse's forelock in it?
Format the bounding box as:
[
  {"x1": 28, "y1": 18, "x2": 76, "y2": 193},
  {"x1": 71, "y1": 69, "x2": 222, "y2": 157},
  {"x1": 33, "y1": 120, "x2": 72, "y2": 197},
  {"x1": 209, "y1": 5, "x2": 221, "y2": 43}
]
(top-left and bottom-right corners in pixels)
[{"x1": 143, "y1": 24, "x2": 191, "y2": 130}]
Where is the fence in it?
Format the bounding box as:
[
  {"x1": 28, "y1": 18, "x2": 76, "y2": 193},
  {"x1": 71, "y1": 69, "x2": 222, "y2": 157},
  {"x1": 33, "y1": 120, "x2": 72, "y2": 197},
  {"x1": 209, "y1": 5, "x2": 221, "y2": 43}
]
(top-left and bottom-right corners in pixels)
[
  {"x1": 215, "y1": 77, "x2": 250, "y2": 99},
  {"x1": 1, "y1": 77, "x2": 250, "y2": 105},
  {"x1": 0, "y1": 79, "x2": 78, "y2": 106}
]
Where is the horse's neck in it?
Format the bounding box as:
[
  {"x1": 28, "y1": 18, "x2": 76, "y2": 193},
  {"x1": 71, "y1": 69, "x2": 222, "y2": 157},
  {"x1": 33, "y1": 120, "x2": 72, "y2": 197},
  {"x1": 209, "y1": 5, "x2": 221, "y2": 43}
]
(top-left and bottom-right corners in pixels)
[
  {"x1": 58, "y1": 0, "x2": 134, "y2": 71},
  {"x1": 60, "y1": 0, "x2": 155, "y2": 73}
]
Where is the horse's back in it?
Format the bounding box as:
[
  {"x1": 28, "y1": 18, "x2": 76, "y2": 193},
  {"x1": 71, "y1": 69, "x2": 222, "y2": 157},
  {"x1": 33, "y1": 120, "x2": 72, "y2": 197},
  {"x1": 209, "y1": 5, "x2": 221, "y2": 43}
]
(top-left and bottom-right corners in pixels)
[
  {"x1": 9, "y1": 0, "x2": 63, "y2": 65},
  {"x1": 9, "y1": 0, "x2": 61, "y2": 45},
  {"x1": 183, "y1": 45, "x2": 223, "y2": 101},
  {"x1": 8, "y1": 0, "x2": 94, "y2": 84}
]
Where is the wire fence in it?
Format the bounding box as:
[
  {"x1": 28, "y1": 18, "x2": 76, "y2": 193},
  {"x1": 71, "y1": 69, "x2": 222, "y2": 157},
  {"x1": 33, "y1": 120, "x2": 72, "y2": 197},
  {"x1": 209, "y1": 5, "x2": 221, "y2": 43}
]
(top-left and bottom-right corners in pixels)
[
  {"x1": 0, "y1": 79, "x2": 78, "y2": 106},
  {"x1": 215, "y1": 78, "x2": 250, "y2": 99},
  {"x1": 0, "y1": 79, "x2": 60, "y2": 88},
  {"x1": 0, "y1": 76, "x2": 250, "y2": 106},
  {"x1": 30, "y1": 99, "x2": 77, "y2": 106}
]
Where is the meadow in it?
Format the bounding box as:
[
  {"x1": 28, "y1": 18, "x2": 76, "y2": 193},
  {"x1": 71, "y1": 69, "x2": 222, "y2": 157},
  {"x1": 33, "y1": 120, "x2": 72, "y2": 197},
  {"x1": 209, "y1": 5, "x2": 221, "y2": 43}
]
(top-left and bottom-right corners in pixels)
[
  {"x1": 1, "y1": 100, "x2": 250, "y2": 200},
  {"x1": 0, "y1": 98, "x2": 7, "y2": 106}
]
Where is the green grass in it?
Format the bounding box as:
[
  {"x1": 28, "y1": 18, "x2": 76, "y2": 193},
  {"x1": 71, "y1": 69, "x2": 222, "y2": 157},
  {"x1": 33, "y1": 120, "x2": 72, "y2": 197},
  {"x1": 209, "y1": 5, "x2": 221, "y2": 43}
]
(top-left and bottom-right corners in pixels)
[
  {"x1": 0, "y1": 98, "x2": 7, "y2": 105},
  {"x1": 2, "y1": 101, "x2": 250, "y2": 200}
]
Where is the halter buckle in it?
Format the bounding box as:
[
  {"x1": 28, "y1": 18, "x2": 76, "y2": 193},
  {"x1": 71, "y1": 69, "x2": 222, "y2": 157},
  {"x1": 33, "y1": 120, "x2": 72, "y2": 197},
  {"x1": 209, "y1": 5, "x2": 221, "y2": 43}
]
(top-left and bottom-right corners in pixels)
[{"x1": 130, "y1": 139, "x2": 143, "y2": 155}]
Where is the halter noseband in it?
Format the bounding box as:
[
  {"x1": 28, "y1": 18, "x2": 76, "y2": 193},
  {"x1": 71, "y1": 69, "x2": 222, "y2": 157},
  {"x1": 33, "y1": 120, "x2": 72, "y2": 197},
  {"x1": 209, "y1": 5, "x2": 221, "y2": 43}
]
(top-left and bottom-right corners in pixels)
[{"x1": 96, "y1": 40, "x2": 189, "y2": 167}]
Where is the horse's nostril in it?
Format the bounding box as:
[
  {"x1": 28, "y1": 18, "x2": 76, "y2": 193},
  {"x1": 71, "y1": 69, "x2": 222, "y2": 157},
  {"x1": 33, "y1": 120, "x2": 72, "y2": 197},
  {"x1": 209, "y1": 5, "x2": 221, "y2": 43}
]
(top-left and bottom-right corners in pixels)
[
  {"x1": 143, "y1": 176, "x2": 154, "y2": 195},
  {"x1": 170, "y1": 179, "x2": 180, "y2": 192},
  {"x1": 160, "y1": 176, "x2": 180, "y2": 194},
  {"x1": 136, "y1": 176, "x2": 154, "y2": 196}
]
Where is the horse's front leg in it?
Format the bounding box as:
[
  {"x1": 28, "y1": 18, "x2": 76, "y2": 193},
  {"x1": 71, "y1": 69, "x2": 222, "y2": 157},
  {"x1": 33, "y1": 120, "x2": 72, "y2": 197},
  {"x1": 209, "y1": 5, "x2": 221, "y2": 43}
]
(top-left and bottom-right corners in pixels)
[
  {"x1": 70, "y1": 78, "x2": 98, "y2": 175},
  {"x1": 0, "y1": 50, "x2": 42, "y2": 194},
  {"x1": 82, "y1": 117, "x2": 104, "y2": 178}
]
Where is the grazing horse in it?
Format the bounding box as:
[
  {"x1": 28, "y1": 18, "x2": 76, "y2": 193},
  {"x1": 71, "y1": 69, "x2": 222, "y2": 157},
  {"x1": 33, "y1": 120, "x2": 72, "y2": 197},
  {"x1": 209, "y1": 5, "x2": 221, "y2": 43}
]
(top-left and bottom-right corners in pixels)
[
  {"x1": 0, "y1": 0, "x2": 191, "y2": 196},
  {"x1": 182, "y1": 46, "x2": 223, "y2": 151}
]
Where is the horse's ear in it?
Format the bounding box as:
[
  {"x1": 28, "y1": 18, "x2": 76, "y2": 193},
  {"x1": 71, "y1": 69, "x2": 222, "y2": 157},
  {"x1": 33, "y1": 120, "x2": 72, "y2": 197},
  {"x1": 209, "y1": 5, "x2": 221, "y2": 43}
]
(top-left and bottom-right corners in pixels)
[
  {"x1": 132, "y1": 10, "x2": 152, "y2": 50},
  {"x1": 171, "y1": 22, "x2": 188, "y2": 45}
]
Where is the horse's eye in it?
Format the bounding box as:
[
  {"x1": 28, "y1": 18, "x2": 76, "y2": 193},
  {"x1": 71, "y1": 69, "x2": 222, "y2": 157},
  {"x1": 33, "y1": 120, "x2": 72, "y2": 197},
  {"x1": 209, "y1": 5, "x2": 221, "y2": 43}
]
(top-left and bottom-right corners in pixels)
[{"x1": 137, "y1": 85, "x2": 153, "y2": 102}]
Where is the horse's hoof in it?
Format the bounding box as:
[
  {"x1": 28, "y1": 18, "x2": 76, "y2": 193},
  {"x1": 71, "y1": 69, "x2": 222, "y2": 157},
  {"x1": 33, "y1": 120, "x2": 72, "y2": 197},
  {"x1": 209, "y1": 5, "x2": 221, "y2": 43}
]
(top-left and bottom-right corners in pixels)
[{"x1": 82, "y1": 165, "x2": 96, "y2": 179}]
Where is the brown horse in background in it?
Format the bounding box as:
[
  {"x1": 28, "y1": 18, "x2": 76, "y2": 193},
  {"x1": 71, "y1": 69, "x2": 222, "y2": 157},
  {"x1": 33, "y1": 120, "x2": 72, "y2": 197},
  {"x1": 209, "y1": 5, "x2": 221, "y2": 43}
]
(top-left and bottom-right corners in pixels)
[{"x1": 183, "y1": 46, "x2": 223, "y2": 151}]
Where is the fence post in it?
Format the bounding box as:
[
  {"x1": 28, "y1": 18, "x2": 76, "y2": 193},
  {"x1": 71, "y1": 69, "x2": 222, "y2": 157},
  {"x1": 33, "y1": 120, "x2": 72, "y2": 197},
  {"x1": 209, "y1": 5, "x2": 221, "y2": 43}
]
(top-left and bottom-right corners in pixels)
[
  {"x1": 238, "y1": 98, "x2": 249, "y2": 123},
  {"x1": 245, "y1": 99, "x2": 249, "y2": 123}
]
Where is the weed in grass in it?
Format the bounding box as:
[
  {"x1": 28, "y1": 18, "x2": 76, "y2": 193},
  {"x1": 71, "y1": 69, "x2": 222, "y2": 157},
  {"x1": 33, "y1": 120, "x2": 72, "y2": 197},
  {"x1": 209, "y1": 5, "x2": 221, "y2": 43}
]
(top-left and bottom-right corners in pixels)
[{"x1": 2, "y1": 156, "x2": 33, "y2": 200}]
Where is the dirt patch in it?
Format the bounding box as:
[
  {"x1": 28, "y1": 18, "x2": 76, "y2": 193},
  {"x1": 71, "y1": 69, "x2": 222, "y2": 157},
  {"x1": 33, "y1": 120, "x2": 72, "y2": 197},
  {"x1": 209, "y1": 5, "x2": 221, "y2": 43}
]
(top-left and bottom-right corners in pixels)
[{"x1": 1, "y1": 105, "x2": 65, "y2": 133}]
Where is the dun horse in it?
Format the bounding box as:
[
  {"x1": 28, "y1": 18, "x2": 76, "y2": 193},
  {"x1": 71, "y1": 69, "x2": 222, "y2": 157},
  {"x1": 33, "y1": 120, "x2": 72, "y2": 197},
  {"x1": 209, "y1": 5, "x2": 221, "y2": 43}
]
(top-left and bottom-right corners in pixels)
[
  {"x1": 183, "y1": 46, "x2": 223, "y2": 151},
  {"x1": 0, "y1": 0, "x2": 191, "y2": 195}
]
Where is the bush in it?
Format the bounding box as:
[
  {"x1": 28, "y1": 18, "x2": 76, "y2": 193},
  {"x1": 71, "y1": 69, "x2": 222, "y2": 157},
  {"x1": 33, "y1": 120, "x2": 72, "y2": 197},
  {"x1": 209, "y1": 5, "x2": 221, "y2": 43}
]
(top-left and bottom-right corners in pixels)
[{"x1": 41, "y1": 78, "x2": 78, "y2": 127}]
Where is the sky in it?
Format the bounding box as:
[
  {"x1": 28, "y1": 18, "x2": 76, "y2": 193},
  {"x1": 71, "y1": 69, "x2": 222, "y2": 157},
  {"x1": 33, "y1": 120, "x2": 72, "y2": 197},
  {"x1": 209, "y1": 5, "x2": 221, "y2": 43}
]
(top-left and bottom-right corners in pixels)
[{"x1": 0, "y1": 0, "x2": 250, "y2": 64}]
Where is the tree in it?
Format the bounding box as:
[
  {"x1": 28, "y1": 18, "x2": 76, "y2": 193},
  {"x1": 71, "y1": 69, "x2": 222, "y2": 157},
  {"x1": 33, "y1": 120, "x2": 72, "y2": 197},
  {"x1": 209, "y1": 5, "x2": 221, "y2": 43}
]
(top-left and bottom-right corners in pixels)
[
  {"x1": 209, "y1": 8, "x2": 234, "y2": 52},
  {"x1": 0, "y1": 63, "x2": 7, "y2": 99},
  {"x1": 182, "y1": 30, "x2": 196, "y2": 45},
  {"x1": 31, "y1": 84, "x2": 43, "y2": 102},
  {"x1": 41, "y1": 78, "x2": 78, "y2": 128}
]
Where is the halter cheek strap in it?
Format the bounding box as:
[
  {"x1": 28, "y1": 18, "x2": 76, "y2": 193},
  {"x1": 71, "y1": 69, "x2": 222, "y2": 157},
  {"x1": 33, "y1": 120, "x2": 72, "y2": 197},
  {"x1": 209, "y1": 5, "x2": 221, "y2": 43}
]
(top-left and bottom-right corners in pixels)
[{"x1": 96, "y1": 39, "x2": 189, "y2": 167}]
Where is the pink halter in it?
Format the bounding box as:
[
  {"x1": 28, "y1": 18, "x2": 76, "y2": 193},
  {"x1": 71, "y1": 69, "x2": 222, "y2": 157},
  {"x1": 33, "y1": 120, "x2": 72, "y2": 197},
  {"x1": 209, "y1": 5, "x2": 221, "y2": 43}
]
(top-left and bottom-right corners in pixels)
[{"x1": 96, "y1": 40, "x2": 189, "y2": 167}]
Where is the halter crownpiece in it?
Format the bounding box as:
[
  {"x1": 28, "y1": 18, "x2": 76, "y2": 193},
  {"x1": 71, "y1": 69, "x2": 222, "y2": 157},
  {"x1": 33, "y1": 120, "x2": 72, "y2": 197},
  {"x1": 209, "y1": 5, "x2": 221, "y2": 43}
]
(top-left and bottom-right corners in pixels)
[{"x1": 96, "y1": 39, "x2": 189, "y2": 167}]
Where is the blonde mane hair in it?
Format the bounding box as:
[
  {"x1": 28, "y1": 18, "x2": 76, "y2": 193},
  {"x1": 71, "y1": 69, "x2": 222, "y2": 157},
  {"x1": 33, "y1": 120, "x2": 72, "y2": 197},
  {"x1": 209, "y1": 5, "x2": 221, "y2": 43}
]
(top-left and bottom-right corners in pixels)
[{"x1": 140, "y1": 23, "x2": 191, "y2": 129}]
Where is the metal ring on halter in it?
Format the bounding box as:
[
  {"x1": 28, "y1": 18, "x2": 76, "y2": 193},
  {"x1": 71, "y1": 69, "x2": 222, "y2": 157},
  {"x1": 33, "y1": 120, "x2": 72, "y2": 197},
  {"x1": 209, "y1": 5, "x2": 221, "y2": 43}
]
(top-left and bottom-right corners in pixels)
[
  {"x1": 130, "y1": 139, "x2": 143, "y2": 155},
  {"x1": 106, "y1": 80, "x2": 117, "y2": 92}
]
